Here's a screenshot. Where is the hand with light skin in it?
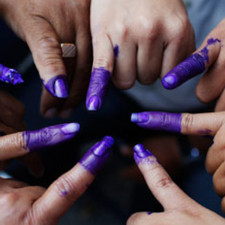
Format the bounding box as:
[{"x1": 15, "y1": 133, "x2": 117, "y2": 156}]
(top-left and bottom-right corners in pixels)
[
  {"x1": 0, "y1": 136, "x2": 114, "y2": 225},
  {"x1": 131, "y1": 111, "x2": 225, "y2": 213},
  {"x1": 0, "y1": 0, "x2": 92, "y2": 118},
  {"x1": 86, "y1": 0, "x2": 195, "y2": 111},
  {"x1": 161, "y1": 18, "x2": 225, "y2": 111},
  {"x1": 127, "y1": 144, "x2": 225, "y2": 225}
]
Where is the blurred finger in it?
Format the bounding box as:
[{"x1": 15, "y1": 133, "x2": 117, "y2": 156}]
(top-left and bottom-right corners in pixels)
[
  {"x1": 127, "y1": 212, "x2": 162, "y2": 225},
  {"x1": 33, "y1": 136, "x2": 114, "y2": 224},
  {"x1": 0, "y1": 90, "x2": 25, "y2": 117},
  {"x1": 86, "y1": 34, "x2": 114, "y2": 111},
  {"x1": 162, "y1": 38, "x2": 221, "y2": 89},
  {"x1": 213, "y1": 161, "x2": 225, "y2": 197},
  {"x1": 0, "y1": 123, "x2": 79, "y2": 160}
]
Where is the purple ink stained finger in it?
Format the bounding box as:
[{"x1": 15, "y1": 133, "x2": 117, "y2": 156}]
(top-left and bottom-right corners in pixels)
[
  {"x1": 23, "y1": 122, "x2": 80, "y2": 152},
  {"x1": 42, "y1": 75, "x2": 69, "y2": 98},
  {"x1": 162, "y1": 38, "x2": 221, "y2": 89},
  {"x1": 86, "y1": 67, "x2": 111, "y2": 111},
  {"x1": 133, "y1": 144, "x2": 154, "y2": 165},
  {"x1": 79, "y1": 136, "x2": 114, "y2": 175},
  {"x1": 0, "y1": 64, "x2": 23, "y2": 85},
  {"x1": 131, "y1": 112, "x2": 182, "y2": 133}
]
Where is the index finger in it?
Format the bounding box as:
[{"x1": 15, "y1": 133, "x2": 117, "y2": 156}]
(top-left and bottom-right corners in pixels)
[
  {"x1": 131, "y1": 111, "x2": 224, "y2": 136},
  {"x1": 162, "y1": 38, "x2": 221, "y2": 89},
  {"x1": 133, "y1": 144, "x2": 193, "y2": 210},
  {"x1": 33, "y1": 136, "x2": 114, "y2": 224}
]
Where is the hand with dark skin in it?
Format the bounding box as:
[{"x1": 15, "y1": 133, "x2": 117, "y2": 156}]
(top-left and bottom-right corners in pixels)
[
  {"x1": 127, "y1": 144, "x2": 225, "y2": 225},
  {"x1": 0, "y1": 0, "x2": 92, "y2": 118}
]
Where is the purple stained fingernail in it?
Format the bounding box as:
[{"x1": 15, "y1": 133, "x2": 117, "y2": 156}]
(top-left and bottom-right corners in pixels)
[
  {"x1": 133, "y1": 144, "x2": 154, "y2": 165},
  {"x1": 43, "y1": 75, "x2": 69, "y2": 98},
  {"x1": 162, "y1": 38, "x2": 221, "y2": 89},
  {"x1": 86, "y1": 67, "x2": 111, "y2": 111},
  {"x1": 0, "y1": 64, "x2": 23, "y2": 85},
  {"x1": 114, "y1": 45, "x2": 119, "y2": 58},
  {"x1": 131, "y1": 112, "x2": 182, "y2": 133},
  {"x1": 23, "y1": 122, "x2": 80, "y2": 152},
  {"x1": 79, "y1": 136, "x2": 114, "y2": 175}
]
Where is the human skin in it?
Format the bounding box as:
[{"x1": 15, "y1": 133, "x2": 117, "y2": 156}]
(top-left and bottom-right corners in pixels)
[
  {"x1": 0, "y1": 0, "x2": 92, "y2": 118},
  {"x1": 126, "y1": 144, "x2": 225, "y2": 225},
  {"x1": 86, "y1": 0, "x2": 195, "y2": 111},
  {"x1": 161, "y1": 18, "x2": 225, "y2": 111},
  {"x1": 0, "y1": 136, "x2": 113, "y2": 225},
  {"x1": 131, "y1": 111, "x2": 225, "y2": 213}
]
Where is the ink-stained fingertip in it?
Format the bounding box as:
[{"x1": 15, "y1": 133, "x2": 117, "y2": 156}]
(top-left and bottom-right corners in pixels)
[
  {"x1": 61, "y1": 123, "x2": 80, "y2": 134},
  {"x1": 0, "y1": 68, "x2": 24, "y2": 85},
  {"x1": 131, "y1": 113, "x2": 149, "y2": 123},
  {"x1": 162, "y1": 74, "x2": 178, "y2": 89},
  {"x1": 43, "y1": 75, "x2": 69, "y2": 98},
  {"x1": 87, "y1": 95, "x2": 100, "y2": 111},
  {"x1": 93, "y1": 136, "x2": 114, "y2": 156},
  {"x1": 133, "y1": 144, "x2": 153, "y2": 158}
]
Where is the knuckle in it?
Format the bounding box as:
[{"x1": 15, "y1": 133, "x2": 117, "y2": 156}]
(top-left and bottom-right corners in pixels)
[
  {"x1": 155, "y1": 176, "x2": 173, "y2": 189},
  {"x1": 54, "y1": 174, "x2": 79, "y2": 199},
  {"x1": 94, "y1": 57, "x2": 113, "y2": 71},
  {"x1": 170, "y1": 17, "x2": 189, "y2": 41},
  {"x1": 115, "y1": 23, "x2": 129, "y2": 40},
  {"x1": 0, "y1": 192, "x2": 19, "y2": 205},
  {"x1": 182, "y1": 113, "x2": 194, "y2": 133},
  {"x1": 12, "y1": 132, "x2": 24, "y2": 149}
]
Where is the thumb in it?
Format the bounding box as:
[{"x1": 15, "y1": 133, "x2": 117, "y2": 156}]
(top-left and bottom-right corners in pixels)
[
  {"x1": 162, "y1": 38, "x2": 221, "y2": 89},
  {"x1": 25, "y1": 17, "x2": 69, "y2": 98}
]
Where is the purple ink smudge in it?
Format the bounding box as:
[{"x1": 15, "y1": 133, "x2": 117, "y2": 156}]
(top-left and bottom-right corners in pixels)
[
  {"x1": 0, "y1": 64, "x2": 23, "y2": 85},
  {"x1": 147, "y1": 211, "x2": 152, "y2": 215},
  {"x1": 197, "y1": 128, "x2": 212, "y2": 135},
  {"x1": 162, "y1": 38, "x2": 221, "y2": 89},
  {"x1": 79, "y1": 136, "x2": 114, "y2": 175},
  {"x1": 131, "y1": 112, "x2": 182, "y2": 133},
  {"x1": 42, "y1": 75, "x2": 69, "y2": 98},
  {"x1": 23, "y1": 123, "x2": 80, "y2": 152},
  {"x1": 133, "y1": 144, "x2": 154, "y2": 165},
  {"x1": 114, "y1": 45, "x2": 119, "y2": 58},
  {"x1": 86, "y1": 67, "x2": 111, "y2": 111}
]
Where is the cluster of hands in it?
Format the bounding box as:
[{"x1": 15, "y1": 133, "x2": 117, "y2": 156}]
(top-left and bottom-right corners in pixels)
[{"x1": 0, "y1": 0, "x2": 224, "y2": 224}]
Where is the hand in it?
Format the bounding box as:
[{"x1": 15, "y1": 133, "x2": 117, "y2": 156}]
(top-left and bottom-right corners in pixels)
[
  {"x1": 131, "y1": 111, "x2": 225, "y2": 212},
  {"x1": 0, "y1": 0, "x2": 92, "y2": 118},
  {"x1": 161, "y1": 18, "x2": 225, "y2": 111},
  {"x1": 127, "y1": 144, "x2": 225, "y2": 225},
  {"x1": 86, "y1": 0, "x2": 194, "y2": 111},
  {"x1": 0, "y1": 136, "x2": 114, "y2": 225}
]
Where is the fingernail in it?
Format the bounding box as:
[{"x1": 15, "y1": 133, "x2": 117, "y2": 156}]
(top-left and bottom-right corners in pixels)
[
  {"x1": 87, "y1": 95, "x2": 100, "y2": 111},
  {"x1": 59, "y1": 108, "x2": 73, "y2": 118},
  {"x1": 23, "y1": 122, "x2": 80, "y2": 152},
  {"x1": 61, "y1": 123, "x2": 80, "y2": 134},
  {"x1": 162, "y1": 74, "x2": 178, "y2": 89},
  {"x1": 131, "y1": 113, "x2": 149, "y2": 123},
  {"x1": 93, "y1": 136, "x2": 114, "y2": 156},
  {"x1": 133, "y1": 144, "x2": 153, "y2": 158},
  {"x1": 0, "y1": 65, "x2": 24, "y2": 85},
  {"x1": 43, "y1": 75, "x2": 69, "y2": 98},
  {"x1": 86, "y1": 67, "x2": 111, "y2": 111},
  {"x1": 79, "y1": 136, "x2": 114, "y2": 175},
  {"x1": 43, "y1": 108, "x2": 58, "y2": 119}
]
